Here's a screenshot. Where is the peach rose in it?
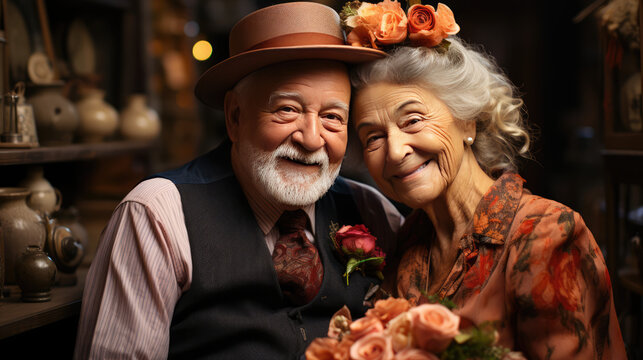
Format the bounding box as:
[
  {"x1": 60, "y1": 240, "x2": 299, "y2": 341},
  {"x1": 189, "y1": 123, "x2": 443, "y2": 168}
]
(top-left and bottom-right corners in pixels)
[
  {"x1": 366, "y1": 298, "x2": 412, "y2": 325},
  {"x1": 305, "y1": 338, "x2": 340, "y2": 360},
  {"x1": 394, "y1": 348, "x2": 440, "y2": 360},
  {"x1": 350, "y1": 333, "x2": 394, "y2": 360},
  {"x1": 349, "y1": 315, "x2": 385, "y2": 340},
  {"x1": 373, "y1": 0, "x2": 407, "y2": 45},
  {"x1": 408, "y1": 3, "x2": 459, "y2": 48},
  {"x1": 408, "y1": 303, "x2": 460, "y2": 353},
  {"x1": 345, "y1": 0, "x2": 407, "y2": 48},
  {"x1": 407, "y1": 4, "x2": 436, "y2": 33},
  {"x1": 385, "y1": 312, "x2": 413, "y2": 352}
]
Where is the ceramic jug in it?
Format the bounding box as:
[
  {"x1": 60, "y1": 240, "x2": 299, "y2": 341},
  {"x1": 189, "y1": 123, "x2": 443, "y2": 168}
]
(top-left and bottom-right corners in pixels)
[
  {"x1": 27, "y1": 82, "x2": 79, "y2": 145},
  {"x1": 20, "y1": 166, "x2": 62, "y2": 216},
  {"x1": 76, "y1": 88, "x2": 119, "y2": 143},
  {"x1": 44, "y1": 216, "x2": 84, "y2": 275},
  {"x1": 56, "y1": 206, "x2": 89, "y2": 264},
  {"x1": 15, "y1": 245, "x2": 56, "y2": 302},
  {"x1": 0, "y1": 188, "x2": 46, "y2": 284},
  {"x1": 120, "y1": 94, "x2": 161, "y2": 141}
]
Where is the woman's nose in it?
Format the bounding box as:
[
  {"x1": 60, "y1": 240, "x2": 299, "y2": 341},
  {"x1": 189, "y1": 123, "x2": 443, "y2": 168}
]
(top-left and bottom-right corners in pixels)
[{"x1": 386, "y1": 131, "x2": 412, "y2": 163}]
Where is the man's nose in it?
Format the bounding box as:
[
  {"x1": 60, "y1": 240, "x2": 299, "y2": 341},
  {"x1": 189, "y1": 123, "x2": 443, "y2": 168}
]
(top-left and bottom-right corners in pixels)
[{"x1": 291, "y1": 113, "x2": 324, "y2": 151}]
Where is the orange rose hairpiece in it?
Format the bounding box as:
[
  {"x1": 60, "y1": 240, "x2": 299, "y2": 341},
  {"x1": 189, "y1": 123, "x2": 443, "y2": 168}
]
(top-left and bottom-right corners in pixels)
[{"x1": 340, "y1": 0, "x2": 459, "y2": 51}]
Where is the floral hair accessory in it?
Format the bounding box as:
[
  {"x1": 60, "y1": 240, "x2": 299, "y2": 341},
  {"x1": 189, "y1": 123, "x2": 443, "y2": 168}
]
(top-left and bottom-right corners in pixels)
[
  {"x1": 340, "y1": 0, "x2": 460, "y2": 51},
  {"x1": 330, "y1": 222, "x2": 386, "y2": 285}
]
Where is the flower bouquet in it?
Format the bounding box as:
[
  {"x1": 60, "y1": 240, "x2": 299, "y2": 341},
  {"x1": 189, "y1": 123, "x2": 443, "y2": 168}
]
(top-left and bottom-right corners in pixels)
[{"x1": 305, "y1": 297, "x2": 526, "y2": 360}]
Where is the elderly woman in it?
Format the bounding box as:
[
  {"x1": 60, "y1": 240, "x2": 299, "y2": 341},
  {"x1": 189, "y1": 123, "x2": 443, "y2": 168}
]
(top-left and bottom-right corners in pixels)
[{"x1": 350, "y1": 37, "x2": 626, "y2": 359}]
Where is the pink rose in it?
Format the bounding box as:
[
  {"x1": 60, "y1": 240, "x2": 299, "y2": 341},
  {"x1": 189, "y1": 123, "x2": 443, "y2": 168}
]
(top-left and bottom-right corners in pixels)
[
  {"x1": 408, "y1": 304, "x2": 460, "y2": 353},
  {"x1": 349, "y1": 315, "x2": 384, "y2": 340},
  {"x1": 394, "y1": 348, "x2": 440, "y2": 360},
  {"x1": 336, "y1": 224, "x2": 378, "y2": 255},
  {"x1": 350, "y1": 333, "x2": 394, "y2": 360}
]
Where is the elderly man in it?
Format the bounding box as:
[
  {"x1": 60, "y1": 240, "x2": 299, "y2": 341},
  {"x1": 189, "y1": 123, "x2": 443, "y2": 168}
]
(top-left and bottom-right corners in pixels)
[{"x1": 74, "y1": 2, "x2": 402, "y2": 359}]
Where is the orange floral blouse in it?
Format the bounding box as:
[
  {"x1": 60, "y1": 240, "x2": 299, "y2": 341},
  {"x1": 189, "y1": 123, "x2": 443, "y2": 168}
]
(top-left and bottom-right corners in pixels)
[{"x1": 390, "y1": 173, "x2": 627, "y2": 359}]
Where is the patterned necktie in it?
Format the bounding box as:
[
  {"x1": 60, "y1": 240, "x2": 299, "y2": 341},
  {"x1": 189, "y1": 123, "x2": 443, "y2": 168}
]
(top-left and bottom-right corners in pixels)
[{"x1": 272, "y1": 210, "x2": 324, "y2": 305}]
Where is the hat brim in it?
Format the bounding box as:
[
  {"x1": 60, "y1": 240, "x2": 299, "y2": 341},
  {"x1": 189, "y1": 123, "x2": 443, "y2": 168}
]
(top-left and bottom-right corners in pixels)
[{"x1": 194, "y1": 45, "x2": 386, "y2": 109}]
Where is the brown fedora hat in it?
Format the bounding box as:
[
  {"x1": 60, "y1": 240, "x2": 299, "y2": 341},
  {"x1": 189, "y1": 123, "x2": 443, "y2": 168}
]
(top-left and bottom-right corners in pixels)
[{"x1": 194, "y1": 1, "x2": 386, "y2": 109}]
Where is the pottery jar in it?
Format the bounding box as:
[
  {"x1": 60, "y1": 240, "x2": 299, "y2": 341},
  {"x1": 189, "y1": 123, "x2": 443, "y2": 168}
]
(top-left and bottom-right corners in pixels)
[
  {"x1": 19, "y1": 166, "x2": 62, "y2": 216},
  {"x1": 56, "y1": 206, "x2": 89, "y2": 263},
  {"x1": 27, "y1": 82, "x2": 79, "y2": 145},
  {"x1": 44, "y1": 216, "x2": 84, "y2": 274},
  {"x1": 0, "y1": 187, "x2": 46, "y2": 284},
  {"x1": 15, "y1": 245, "x2": 56, "y2": 302},
  {"x1": 76, "y1": 88, "x2": 119, "y2": 143},
  {"x1": 120, "y1": 94, "x2": 161, "y2": 141}
]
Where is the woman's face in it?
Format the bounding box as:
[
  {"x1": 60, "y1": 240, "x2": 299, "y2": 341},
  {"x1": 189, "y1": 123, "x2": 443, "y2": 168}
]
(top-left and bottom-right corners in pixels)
[{"x1": 352, "y1": 82, "x2": 470, "y2": 209}]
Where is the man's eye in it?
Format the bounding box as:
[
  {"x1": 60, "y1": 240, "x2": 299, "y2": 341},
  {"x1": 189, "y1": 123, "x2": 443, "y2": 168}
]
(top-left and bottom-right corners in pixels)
[{"x1": 279, "y1": 106, "x2": 296, "y2": 113}]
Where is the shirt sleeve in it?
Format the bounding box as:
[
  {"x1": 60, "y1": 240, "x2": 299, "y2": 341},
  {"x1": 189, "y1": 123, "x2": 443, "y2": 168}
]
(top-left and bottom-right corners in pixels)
[
  {"x1": 506, "y1": 198, "x2": 626, "y2": 359},
  {"x1": 74, "y1": 178, "x2": 191, "y2": 360}
]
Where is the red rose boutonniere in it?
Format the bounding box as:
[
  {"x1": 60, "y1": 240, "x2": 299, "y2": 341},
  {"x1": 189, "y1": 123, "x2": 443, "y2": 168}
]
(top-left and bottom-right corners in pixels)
[{"x1": 330, "y1": 222, "x2": 386, "y2": 285}]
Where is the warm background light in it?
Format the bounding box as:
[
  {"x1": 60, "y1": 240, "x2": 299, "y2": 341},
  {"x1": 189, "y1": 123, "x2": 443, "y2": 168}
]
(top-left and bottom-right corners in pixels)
[{"x1": 192, "y1": 40, "x2": 212, "y2": 61}]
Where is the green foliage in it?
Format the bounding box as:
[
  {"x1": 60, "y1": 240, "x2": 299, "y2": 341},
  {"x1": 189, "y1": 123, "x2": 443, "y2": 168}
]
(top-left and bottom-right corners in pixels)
[
  {"x1": 441, "y1": 322, "x2": 510, "y2": 360},
  {"x1": 421, "y1": 292, "x2": 457, "y2": 310}
]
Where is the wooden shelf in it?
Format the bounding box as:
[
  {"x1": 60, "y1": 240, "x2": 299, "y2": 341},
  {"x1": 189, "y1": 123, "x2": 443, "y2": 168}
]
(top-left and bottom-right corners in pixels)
[
  {"x1": 0, "y1": 140, "x2": 155, "y2": 165},
  {"x1": 0, "y1": 267, "x2": 88, "y2": 339}
]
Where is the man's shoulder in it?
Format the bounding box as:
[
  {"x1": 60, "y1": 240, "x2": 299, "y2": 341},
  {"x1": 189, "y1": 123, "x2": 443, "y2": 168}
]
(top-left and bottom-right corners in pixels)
[
  {"x1": 152, "y1": 140, "x2": 234, "y2": 185},
  {"x1": 123, "y1": 177, "x2": 181, "y2": 207}
]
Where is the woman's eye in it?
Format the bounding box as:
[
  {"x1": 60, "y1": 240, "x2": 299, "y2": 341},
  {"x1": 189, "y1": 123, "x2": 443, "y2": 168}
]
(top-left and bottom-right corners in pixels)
[
  {"x1": 364, "y1": 134, "x2": 384, "y2": 150},
  {"x1": 402, "y1": 116, "x2": 426, "y2": 131}
]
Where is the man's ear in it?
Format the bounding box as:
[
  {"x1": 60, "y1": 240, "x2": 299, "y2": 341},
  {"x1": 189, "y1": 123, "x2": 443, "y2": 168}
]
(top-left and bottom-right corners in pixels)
[{"x1": 224, "y1": 90, "x2": 240, "y2": 142}]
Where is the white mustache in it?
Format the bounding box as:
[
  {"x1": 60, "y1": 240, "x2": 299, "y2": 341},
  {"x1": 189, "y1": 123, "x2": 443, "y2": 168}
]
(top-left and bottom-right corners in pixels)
[{"x1": 272, "y1": 143, "x2": 329, "y2": 168}]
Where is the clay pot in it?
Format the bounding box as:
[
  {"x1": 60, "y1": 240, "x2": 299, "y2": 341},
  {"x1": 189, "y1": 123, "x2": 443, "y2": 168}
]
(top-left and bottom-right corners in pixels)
[
  {"x1": 76, "y1": 88, "x2": 118, "y2": 143},
  {"x1": 27, "y1": 82, "x2": 79, "y2": 145},
  {"x1": 15, "y1": 245, "x2": 56, "y2": 302},
  {"x1": 56, "y1": 206, "x2": 89, "y2": 262},
  {"x1": 0, "y1": 188, "x2": 46, "y2": 284},
  {"x1": 44, "y1": 216, "x2": 84, "y2": 274},
  {"x1": 120, "y1": 94, "x2": 161, "y2": 141},
  {"x1": 19, "y1": 166, "x2": 62, "y2": 216}
]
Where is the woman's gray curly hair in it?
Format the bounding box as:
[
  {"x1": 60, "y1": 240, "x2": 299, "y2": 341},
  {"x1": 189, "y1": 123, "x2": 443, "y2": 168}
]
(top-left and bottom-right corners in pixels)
[{"x1": 350, "y1": 37, "x2": 531, "y2": 177}]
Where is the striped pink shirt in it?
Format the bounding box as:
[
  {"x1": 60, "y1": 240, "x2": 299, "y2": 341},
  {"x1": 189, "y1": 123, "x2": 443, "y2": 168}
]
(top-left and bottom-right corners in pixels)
[{"x1": 74, "y1": 177, "x2": 402, "y2": 359}]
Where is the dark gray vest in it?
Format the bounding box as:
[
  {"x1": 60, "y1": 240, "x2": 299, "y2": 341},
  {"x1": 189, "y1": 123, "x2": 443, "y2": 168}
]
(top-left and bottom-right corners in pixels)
[{"x1": 156, "y1": 141, "x2": 380, "y2": 359}]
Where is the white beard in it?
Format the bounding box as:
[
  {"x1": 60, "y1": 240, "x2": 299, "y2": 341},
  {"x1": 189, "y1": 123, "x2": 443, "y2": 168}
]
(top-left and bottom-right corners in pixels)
[{"x1": 238, "y1": 141, "x2": 341, "y2": 207}]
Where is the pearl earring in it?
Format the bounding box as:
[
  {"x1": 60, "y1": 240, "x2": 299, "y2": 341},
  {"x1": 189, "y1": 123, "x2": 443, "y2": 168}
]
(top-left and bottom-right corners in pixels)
[{"x1": 465, "y1": 136, "x2": 474, "y2": 146}]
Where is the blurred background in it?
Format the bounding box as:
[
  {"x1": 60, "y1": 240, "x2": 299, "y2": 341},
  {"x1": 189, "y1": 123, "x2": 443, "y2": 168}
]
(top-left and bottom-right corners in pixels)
[{"x1": 0, "y1": 0, "x2": 642, "y2": 358}]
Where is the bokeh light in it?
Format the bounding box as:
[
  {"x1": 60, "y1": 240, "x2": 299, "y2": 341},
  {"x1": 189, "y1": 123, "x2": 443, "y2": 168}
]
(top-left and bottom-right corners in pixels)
[{"x1": 192, "y1": 40, "x2": 212, "y2": 61}]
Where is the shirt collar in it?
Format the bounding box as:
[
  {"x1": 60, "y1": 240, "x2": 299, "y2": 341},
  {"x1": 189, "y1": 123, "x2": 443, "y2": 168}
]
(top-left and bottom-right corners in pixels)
[{"x1": 464, "y1": 172, "x2": 525, "y2": 247}]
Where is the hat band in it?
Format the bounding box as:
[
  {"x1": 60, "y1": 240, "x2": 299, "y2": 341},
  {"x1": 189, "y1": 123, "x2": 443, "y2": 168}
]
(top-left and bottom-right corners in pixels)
[{"x1": 242, "y1": 33, "x2": 344, "y2": 54}]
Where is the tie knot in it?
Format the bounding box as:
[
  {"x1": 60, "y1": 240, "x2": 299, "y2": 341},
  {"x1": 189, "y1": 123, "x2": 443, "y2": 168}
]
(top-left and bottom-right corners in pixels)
[{"x1": 277, "y1": 210, "x2": 308, "y2": 234}]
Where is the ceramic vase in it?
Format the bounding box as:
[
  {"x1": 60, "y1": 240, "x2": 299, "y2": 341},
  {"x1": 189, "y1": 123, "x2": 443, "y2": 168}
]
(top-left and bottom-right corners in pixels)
[
  {"x1": 27, "y1": 83, "x2": 79, "y2": 145},
  {"x1": 56, "y1": 206, "x2": 89, "y2": 262},
  {"x1": 76, "y1": 88, "x2": 119, "y2": 143},
  {"x1": 120, "y1": 94, "x2": 161, "y2": 141},
  {"x1": 0, "y1": 188, "x2": 46, "y2": 284},
  {"x1": 44, "y1": 216, "x2": 84, "y2": 283},
  {"x1": 15, "y1": 245, "x2": 56, "y2": 302},
  {"x1": 19, "y1": 166, "x2": 62, "y2": 216}
]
